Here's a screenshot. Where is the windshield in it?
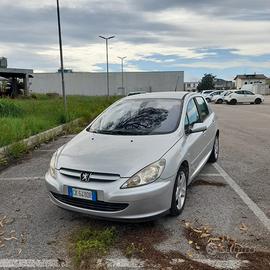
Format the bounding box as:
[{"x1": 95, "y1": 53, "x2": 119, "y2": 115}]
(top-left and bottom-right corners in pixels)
[{"x1": 89, "y1": 98, "x2": 182, "y2": 135}]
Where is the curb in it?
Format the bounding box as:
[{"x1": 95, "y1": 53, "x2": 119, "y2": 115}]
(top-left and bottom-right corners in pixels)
[{"x1": 0, "y1": 118, "x2": 81, "y2": 159}]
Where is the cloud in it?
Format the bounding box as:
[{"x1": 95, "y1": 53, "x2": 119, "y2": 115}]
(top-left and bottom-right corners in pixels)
[
  {"x1": 174, "y1": 60, "x2": 270, "y2": 69},
  {"x1": 0, "y1": 0, "x2": 269, "y2": 77}
]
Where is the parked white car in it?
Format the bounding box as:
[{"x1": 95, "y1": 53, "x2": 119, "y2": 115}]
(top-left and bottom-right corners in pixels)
[
  {"x1": 212, "y1": 91, "x2": 232, "y2": 104},
  {"x1": 205, "y1": 90, "x2": 225, "y2": 103},
  {"x1": 201, "y1": 90, "x2": 215, "y2": 100},
  {"x1": 201, "y1": 90, "x2": 215, "y2": 96},
  {"x1": 224, "y1": 90, "x2": 264, "y2": 105}
]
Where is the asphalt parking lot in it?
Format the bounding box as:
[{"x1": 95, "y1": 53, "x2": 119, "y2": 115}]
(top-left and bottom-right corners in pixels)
[{"x1": 0, "y1": 97, "x2": 269, "y2": 269}]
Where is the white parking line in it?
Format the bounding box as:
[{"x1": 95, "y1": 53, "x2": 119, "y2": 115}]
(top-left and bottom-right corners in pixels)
[
  {"x1": 35, "y1": 149, "x2": 56, "y2": 152},
  {"x1": 214, "y1": 163, "x2": 270, "y2": 232},
  {"x1": 0, "y1": 259, "x2": 64, "y2": 268},
  {"x1": 197, "y1": 259, "x2": 249, "y2": 269},
  {"x1": 0, "y1": 177, "x2": 43, "y2": 181},
  {"x1": 198, "y1": 173, "x2": 221, "y2": 177},
  {"x1": 105, "y1": 257, "x2": 248, "y2": 269}
]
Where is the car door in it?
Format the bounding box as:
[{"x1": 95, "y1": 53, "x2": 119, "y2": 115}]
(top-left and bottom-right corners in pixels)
[
  {"x1": 235, "y1": 90, "x2": 244, "y2": 102},
  {"x1": 183, "y1": 98, "x2": 206, "y2": 178},
  {"x1": 244, "y1": 91, "x2": 255, "y2": 102}
]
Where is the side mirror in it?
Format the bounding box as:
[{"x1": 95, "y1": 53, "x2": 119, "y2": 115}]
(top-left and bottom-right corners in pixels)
[{"x1": 189, "y1": 123, "x2": 207, "y2": 134}]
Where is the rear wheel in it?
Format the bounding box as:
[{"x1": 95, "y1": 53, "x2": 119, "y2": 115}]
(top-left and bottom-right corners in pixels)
[
  {"x1": 230, "y1": 99, "x2": 237, "y2": 105},
  {"x1": 255, "y1": 98, "x2": 262, "y2": 104},
  {"x1": 208, "y1": 135, "x2": 219, "y2": 163},
  {"x1": 170, "y1": 166, "x2": 187, "y2": 216},
  {"x1": 216, "y1": 99, "x2": 223, "y2": 104}
]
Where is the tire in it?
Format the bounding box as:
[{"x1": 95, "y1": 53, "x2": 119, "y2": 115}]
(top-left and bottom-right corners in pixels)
[
  {"x1": 229, "y1": 99, "x2": 237, "y2": 105},
  {"x1": 255, "y1": 98, "x2": 262, "y2": 104},
  {"x1": 216, "y1": 99, "x2": 223, "y2": 104},
  {"x1": 170, "y1": 166, "x2": 188, "y2": 216},
  {"x1": 206, "y1": 98, "x2": 211, "y2": 103},
  {"x1": 208, "y1": 135, "x2": 219, "y2": 163}
]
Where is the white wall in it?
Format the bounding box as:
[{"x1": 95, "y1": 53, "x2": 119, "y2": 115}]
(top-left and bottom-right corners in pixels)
[
  {"x1": 30, "y1": 71, "x2": 184, "y2": 96},
  {"x1": 242, "y1": 83, "x2": 270, "y2": 95},
  {"x1": 235, "y1": 78, "x2": 266, "y2": 89}
]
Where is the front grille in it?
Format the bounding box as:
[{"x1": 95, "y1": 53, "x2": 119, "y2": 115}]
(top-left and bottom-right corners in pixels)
[
  {"x1": 59, "y1": 168, "x2": 120, "y2": 182},
  {"x1": 51, "y1": 192, "x2": 128, "y2": 212}
]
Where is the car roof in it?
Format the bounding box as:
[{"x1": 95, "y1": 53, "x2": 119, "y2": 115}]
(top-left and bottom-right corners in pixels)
[{"x1": 123, "y1": 91, "x2": 192, "y2": 100}]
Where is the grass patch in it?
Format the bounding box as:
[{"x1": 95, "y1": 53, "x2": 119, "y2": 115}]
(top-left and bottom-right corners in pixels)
[
  {"x1": 70, "y1": 226, "x2": 117, "y2": 269},
  {"x1": 5, "y1": 142, "x2": 28, "y2": 159},
  {"x1": 0, "y1": 100, "x2": 23, "y2": 117},
  {"x1": 0, "y1": 95, "x2": 120, "y2": 148}
]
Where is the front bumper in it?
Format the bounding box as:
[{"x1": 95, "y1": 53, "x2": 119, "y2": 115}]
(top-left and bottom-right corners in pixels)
[{"x1": 45, "y1": 171, "x2": 175, "y2": 220}]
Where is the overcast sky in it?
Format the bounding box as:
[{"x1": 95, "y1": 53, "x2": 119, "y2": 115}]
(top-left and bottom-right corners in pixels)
[{"x1": 1, "y1": 0, "x2": 270, "y2": 81}]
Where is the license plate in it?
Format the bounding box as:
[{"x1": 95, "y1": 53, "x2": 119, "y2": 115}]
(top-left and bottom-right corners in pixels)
[{"x1": 68, "y1": 187, "x2": 97, "y2": 201}]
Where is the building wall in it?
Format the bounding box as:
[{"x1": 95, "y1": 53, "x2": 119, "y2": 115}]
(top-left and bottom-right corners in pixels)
[
  {"x1": 30, "y1": 71, "x2": 184, "y2": 96},
  {"x1": 235, "y1": 78, "x2": 266, "y2": 89},
  {"x1": 184, "y1": 82, "x2": 199, "y2": 92},
  {"x1": 241, "y1": 83, "x2": 270, "y2": 95}
]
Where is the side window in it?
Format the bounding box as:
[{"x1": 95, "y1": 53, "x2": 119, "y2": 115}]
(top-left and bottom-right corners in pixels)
[
  {"x1": 235, "y1": 90, "x2": 243, "y2": 95},
  {"x1": 245, "y1": 91, "x2": 254, "y2": 95},
  {"x1": 186, "y1": 99, "x2": 200, "y2": 126},
  {"x1": 195, "y1": 97, "x2": 209, "y2": 121}
]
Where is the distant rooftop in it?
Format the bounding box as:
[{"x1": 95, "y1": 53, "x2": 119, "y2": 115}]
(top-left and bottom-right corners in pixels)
[
  {"x1": 234, "y1": 74, "x2": 268, "y2": 80},
  {"x1": 0, "y1": 68, "x2": 33, "y2": 79}
]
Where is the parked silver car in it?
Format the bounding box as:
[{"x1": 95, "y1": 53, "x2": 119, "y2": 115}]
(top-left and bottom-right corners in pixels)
[{"x1": 45, "y1": 92, "x2": 219, "y2": 221}]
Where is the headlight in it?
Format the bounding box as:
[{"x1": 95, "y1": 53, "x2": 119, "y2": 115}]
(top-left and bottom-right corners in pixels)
[
  {"x1": 49, "y1": 151, "x2": 58, "y2": 178},
  {"x1": 121, "y1": 159, "x2": 166, "y2": 189}
]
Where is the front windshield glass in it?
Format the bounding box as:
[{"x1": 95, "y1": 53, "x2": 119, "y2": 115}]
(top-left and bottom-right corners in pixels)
[{"x1": 89, "y1": 98, "x2": 182, "y2": 135}]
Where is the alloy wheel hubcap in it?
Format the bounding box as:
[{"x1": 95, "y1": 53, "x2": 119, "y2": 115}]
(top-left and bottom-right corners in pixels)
[{"x1": 176, "y1": 171, "x2": 187, "y2": 210}]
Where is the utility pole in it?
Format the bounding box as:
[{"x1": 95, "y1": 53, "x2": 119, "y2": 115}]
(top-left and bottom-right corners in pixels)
[
  {"x1": 175, "y1": 75, "x2": 180, "y2": 92},
  {"x1": 118, "y1": 56, "x2": 127, "y2": 95},
  {"x1": 99, "y1": 36, "x2": 115, "y2": 96},
  {"x1": 56, "y1": 0, "x2": 67, "y2": 118}
]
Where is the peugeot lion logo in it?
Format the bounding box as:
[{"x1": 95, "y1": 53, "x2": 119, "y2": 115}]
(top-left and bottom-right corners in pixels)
[{"x1": 80, "y1": 172, "x2": 91, "y2": 182}]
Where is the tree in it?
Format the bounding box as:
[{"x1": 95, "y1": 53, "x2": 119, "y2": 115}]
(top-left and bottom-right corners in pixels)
[{"x1": 197, "y1": 73, "x2": 216, "y2": 91}]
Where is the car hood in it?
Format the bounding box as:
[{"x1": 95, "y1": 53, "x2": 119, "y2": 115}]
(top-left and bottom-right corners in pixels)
[{"x1": 57, "y1": 130, "x2": 180, "y2": 177}]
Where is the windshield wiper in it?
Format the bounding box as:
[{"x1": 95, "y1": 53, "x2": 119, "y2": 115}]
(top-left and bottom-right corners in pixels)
[{"x1": 93, "y1": 129, "x2": 147, "y2": 135}]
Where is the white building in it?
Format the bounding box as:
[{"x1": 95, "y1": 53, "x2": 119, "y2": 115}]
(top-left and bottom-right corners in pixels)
[
  {"x1": 30, "y1": 71, "x2": 184, "y2": 96},
  {"x1": 184, "y1": 81, "x2": 199, "y2": 92},
  {"x1": 234, "y1": 74, "x2": 268, "y2": 89}
]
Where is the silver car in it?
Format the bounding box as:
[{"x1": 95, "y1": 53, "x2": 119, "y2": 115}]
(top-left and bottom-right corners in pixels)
[{"x1": 45, "y1": 92, "x2": 219, "y2": 221}]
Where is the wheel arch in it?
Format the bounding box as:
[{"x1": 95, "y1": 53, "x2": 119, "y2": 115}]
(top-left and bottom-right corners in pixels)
[{"x1": 179, "y1": 160, "x2": 189, "y2": 181}]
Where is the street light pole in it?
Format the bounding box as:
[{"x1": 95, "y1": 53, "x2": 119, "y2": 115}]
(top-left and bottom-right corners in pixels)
[
  {"x1": 118, "y1": 56, "x2": 127, "y2": 95},
  {"x1": 99, "y1": 35, "x2": 115, "y2": 97},
  {"x1": 56, "y1": 0, "x2": 67, "y2": 118}
]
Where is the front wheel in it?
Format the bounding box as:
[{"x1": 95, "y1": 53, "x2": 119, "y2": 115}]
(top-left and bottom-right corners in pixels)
[
  {"x1": 206, "y1": 98, "x2": 211, "y2": 103},
  {"x1": 255, "y1": 98, "x2": 262, "y2": 104},
  {"x1": 208, "y1": 135, "x2": 219, "y2": 163},
  {"x1": 170, "y1": 167, "x2": 187, "y2": 216}
]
